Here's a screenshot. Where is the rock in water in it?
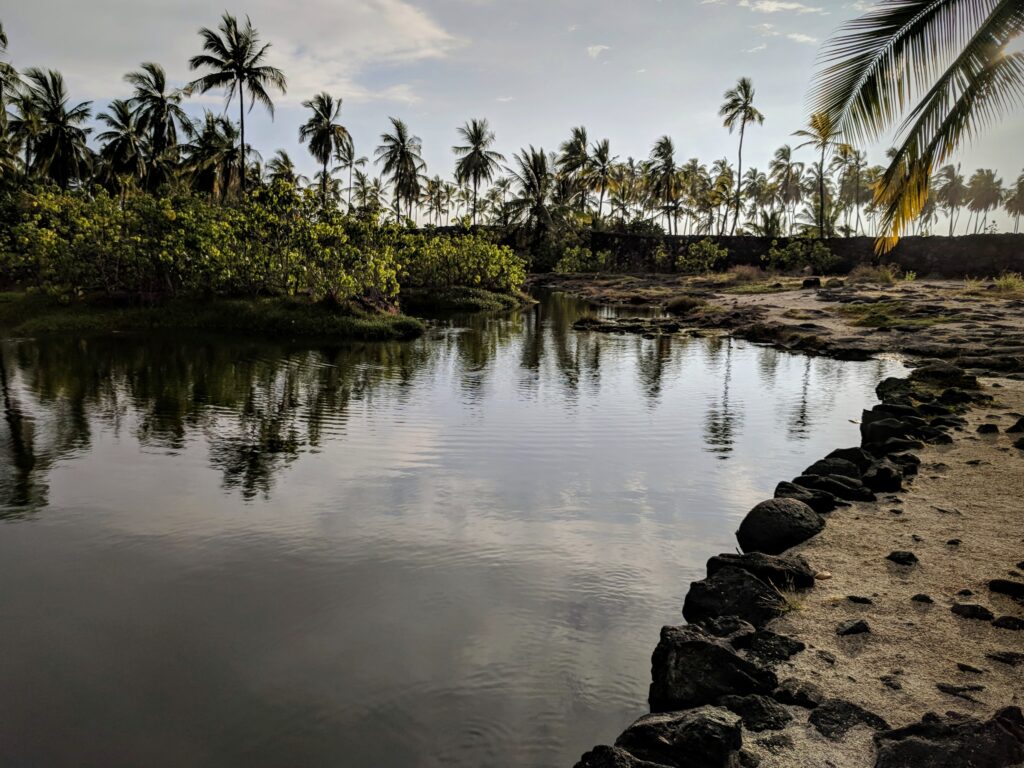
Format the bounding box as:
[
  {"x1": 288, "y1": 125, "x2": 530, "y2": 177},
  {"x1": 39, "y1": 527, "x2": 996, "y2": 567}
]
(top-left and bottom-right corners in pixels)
[
  {"x1": 718, "y1": 694, "x2": 793, "y2": 732},
  {"x1": 614, "y1": 707, "x2": 742, "y2": 768},
  {"x1": 736, "y1": 499, "x2": 824, "y2": 556},
  {"x1": 683, "y1": 567, "x2": 787, "y2": 628},
  {"x1": 809, "y1": 699, "x2": 889, "y2": 740},
  {"x1": 873, "y1": 707, "x2": 1024, "y2": 768},
  {"x1": 573, "y1": 745, "x2": 677, "y2": 768},
  {"x1": 804, "y1": 457, "x2": 862, "y2": 480},
  {"x1": 649, "y1": 625, "x2": 777, "y2": 712},
  {"x1": 706, "y1": 552, "x2": 816, "y2": 590}
]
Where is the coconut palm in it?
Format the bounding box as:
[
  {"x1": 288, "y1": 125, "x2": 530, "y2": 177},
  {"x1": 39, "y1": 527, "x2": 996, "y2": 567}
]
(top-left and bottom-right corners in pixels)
[
  {"x1": 124, "y1": 62, "x2": 192, "y2": 186},
  {"x1": 96, "y1": 99, "x2": 146, "y2": 193},
  {"x1": 588, "y1": 138, "x2": 616, "y2": 222},
  {"x1": 0, "y1": 21, "x2": 19, "y2": 132},
  {"x1": 769, "y1": 145, "x2": 805, "y2": 234},
  {"x1": 505, "y1": 146, "x2": 556, "y2": 232},
  {"x1": 793, "y1": 112, "x2": 849, "y2": 238},
  {"x1": 375, "y1": 117, "x2": 425, "y2": 222},
  {"x1": 352, "y1": 169, "x2": 385, "y2": 214},
  {"x1": 452, "y1": 118, "x2": 504, "y2": 225},
  {"x1": 336, "y1": 142, "x2": 367, "y2": 211},
  {"x1": 20, "y1": 68, "x2": 92, "y2": 188},
  {"x1": 184, "y1": 111, "x2": 244, "y2": 201},
  {"x1": 557, "y1": 126, "x2": 590, "y2": 212},
  {"x1": 188, "y1": 12, "x2": 286, "y2": 194},
  {"x1": 648, "y1": 136, "x2": 681, "y2": 234},
  {"x1": 264, "y1": 149, "x2": 307, "y2": 187},
  {"x1": 934, "y1": 164, "x2": 968, "y2": 235},
  {"x1": 1005, "y1": 171, "x2": 1024, "y2": 234},
  {"x1": 810, "y1": 0, "x2": 1024, "y2": 249},
  {"x1": 965, "y1": 168, "x2": 1003, "y2": 233},
  {"x1": 298, "y1": 92, "x2": 351, "y2": 203},
  {"x1": 719, "y1": 77, "x2": 765, "y2": 235}
]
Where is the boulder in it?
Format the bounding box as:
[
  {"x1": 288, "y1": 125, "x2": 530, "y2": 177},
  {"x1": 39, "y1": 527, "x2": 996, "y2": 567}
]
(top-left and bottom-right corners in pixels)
[
  {"x1": 890, "y1": 453, "x2": 921, "y2": 476},
  {"x1": 614, "y1": 707, "x2": 742, "y2": 768},
  {"x1": 886, "y1": 551, "x2": 918, "y2": 566},
  {"x1": 573, "y1": 745, "x2": 674, "y2": 768},
  {"x1": 873, "y1": 707, "x2": 1024, "y2": 768},
  {"x1": 718, "y1": 694, "x2": 793, "y2": 732},
  {"x1": 977, "y1": 423, "x2": 1000, "y2": 435},
  {"x1": 1007, "y1": 417, "x2": 1024, "y2": 434},
  {"x1": 804, "y1": 457, "x2": 861, "y2": 480},
  {"x1": 826, "y1": 447, "x2": 876, "y2": 473},
  {"x1": 910, "y1": 362, "x2": 978, "y2": 389},
  {"x1": 837, "y1": 619, "x2": 871, "y2": 636},
  {"x1": 773, "y1": 481, "x2": 842, "y2": 514},
  {"x1": 862, "y1": 418, "x2": 916, "y2": 446},
  {"x1": 698, "y1": 615, "x2": 756, "y2": 640},
  {"x1": 863, "y1": 459, "x2": 904, "y2": 492},
  {"x1": 736, "y1": 499, "x2": 825, "y2": 555},
  {"x1": 793, "y1": 474, "x2": 876, "y2": 502},
  {"x1": 649, "y1": 625, "x2": 777, "y2": 712},
  {"x1": 810, "y1": 699, "x2": 889, "y2": 740},
  {"x1": 989, "y1": 579, "x2": 1024, "y2": 600},
  {"x1": 732, "y1": 630, "x2": 806, "y2": 664},
  {"x1": 706, "y1": 552, "x2": 816, "y2": 591},
  {"x1": 868, "y1": 437, "x2": 925, "y2": 456},
  {"x1": 993, "y1": 616, "x2": 1024, "y2": 631},
  {"x1": 773, "y1": 677, "x2": 823, "y2": 709},
  {"x1": 951, "y1": 603, "x2": 994, "y2": 621},
  {"x1": 683, "y1": 567, "x2": 787, "y2": 628},
  {"x1": 802, "y1": 277, "x2": 821, "y2": 289}
]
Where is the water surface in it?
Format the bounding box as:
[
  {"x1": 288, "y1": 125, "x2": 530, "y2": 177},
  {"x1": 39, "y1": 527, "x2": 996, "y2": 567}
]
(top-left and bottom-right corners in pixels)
[{"x1": 0, "y1": 292, "x2": 904, "y2": 767}]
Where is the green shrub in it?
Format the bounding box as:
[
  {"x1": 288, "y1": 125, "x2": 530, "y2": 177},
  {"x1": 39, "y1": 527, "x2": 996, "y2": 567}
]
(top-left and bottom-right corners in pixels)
[
  {"x1": 400, "y1": 232, "x2": 526, "y2": 294},
  {"x1": 677, "y1": 238, "x2": 728, "y2": 274},
  {"x1": 554, "y1": 245, "x2": 610, "y2": 274},
  {"x1": 763, "y1": 239, "x2": 839, "y2": 274}
]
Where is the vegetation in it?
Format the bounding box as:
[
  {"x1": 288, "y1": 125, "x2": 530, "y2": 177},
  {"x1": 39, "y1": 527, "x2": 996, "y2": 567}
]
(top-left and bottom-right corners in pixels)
[{"x1": 763, "y1": 239, "x2": 840, "y2": 274}]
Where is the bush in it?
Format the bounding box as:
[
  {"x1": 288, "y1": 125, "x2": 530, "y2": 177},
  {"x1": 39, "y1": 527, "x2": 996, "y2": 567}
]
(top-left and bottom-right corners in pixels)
[
  {"x1": 727, "y1": 264, "x2": 765, "y2": 283},
  {"x1": 554, "y1": 245, "x2": 610, "y2": 274},
  {"x1": 399, "y1": 232, "x2": 526, "y2": 294},
  {"x1": 994, "y1": 271, "x2": 1024, "y2": 293},
  {"x1": 665, "y1": 295, "x2": 707, "y2": 315},
  {"x1": 677, "y1": 238, "x2": 728, "y2": 274},
  {"x1": 763, "y1": 239, "x2": 840, "y2": 274},
  {"x1": 848, "y1": 264, "x2": 901, "y2": 285}
]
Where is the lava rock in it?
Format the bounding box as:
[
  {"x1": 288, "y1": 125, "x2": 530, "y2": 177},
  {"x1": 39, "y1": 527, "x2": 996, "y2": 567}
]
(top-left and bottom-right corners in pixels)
[
  {"x1": 736, "y1": 498, "x2": 825, "y2": 556},
  {"x1": 911, "y1": 362, "x2": 978, "y2": 389},
  {"x1": 802, "y1": 277, "x2": 821, "y2": 289},
  {"x1": 614, "y1": 707, "x2": 742, "y2": 768},
  {"x1": 706, "y1": 552, "x2": 816, "y2": 591},
  {"x1": 773, "y1": 678, "x2": 823, "y2": 709},
  {"x1": 911, "y1": 594, "x2": 934, "y2": 604},
  {"x1": 809, "y1": 698, "x2": 889, "y2": 740},
  {"x1": 732, "y1": 630, "x2": 806, "y2": 664},
  {"x1": 890, "y1": 453, "x2": 921, "y2": 476},
  {"x1": 848, "y1": 595, "x2": 874, "y2": 605},
  {"x1": 1015, "y1": 437, "x2": 1024, "y2": 450},
  {"x1": 870, "y1": 437, "x2": 926, "y2": 456},
  {"x1": 862, "y1": 418, "x2": 917, "y2": 447},
  {"x1": 573, "y1": 745, "x2": 675, "y2": 768},
  {"x1": 773, "y1": 481, "x2": 842, "y2": 514},
  {"x1": 993, "y1": 616, "x2": 1024, "y2": 631},
  {"x1": 649, "y1": 625, "x2": 777, "y2": 712},
  {"x1": 683, "y1": 567, "x2": 787, "y2": 628},
  {"x1": 887, "y1": 551, "x2": 919, "y2": 566},
  {"x1": 792, "y1": 474, "x2": 876, "y2": 502},
  {"x1": 977, "y1": 423, "x2": 1000, "y2": 435},
  {"x1": 826, "y1": 447, "x2": 876, "y2": 473},
  {"x1": 940, "y1": 388, "x2": 974, "y2": 405},
  {"x1": 951, "y1": 603, "x2": 995, "y2": 621},
  {"x1": 987, "y1": 651, "x2": 1024, "y2": 666},
  {"x1": 837, "y1": 619, "x2": 871, "y2": 636},
  {"x1": 698, "y1": 615, "x2": 756, "y2": 640},
  {"x1": 718, "y1": 694, "x2": 793, "y2": 732},
  {"x1": 804, "y1": 457, "x2": 862, "y2": 480},
  {"x1": 988, "y1": 579, "x2": 1024, "y2": 601},
  {"x1": 1006, "y1": 417, "x2": 1024, "y2": 433},
  {"x1": 864, "y1": 459, "x2": 904, "y2": 492},
  {"x1": 873, "y1": 707, "x2": 1024, "y2": 768}
]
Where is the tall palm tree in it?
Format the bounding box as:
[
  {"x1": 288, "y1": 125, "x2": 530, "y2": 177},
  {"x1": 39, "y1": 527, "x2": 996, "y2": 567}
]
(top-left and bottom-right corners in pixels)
[
  {"x1": 184, "y1": 111, "x2": 243, "y2": 201},
  {"x1": 375, "y1": 117, "x2": 425, "y2": 222},
  {"x1": 810, "y1": 0, "x2": 1024, "y2": 249},
  {"x1": 298, "y1": 92, "x2": 352, "y2": 203},
  {"x1": 1005, "y1": 170, "x2": 1024, "y2": 234},
  {"x1": 648, "y1": 136, "x2": 680, "y2": 234},
  {"x1": 965, "y1": 168, "x2": 1003, "y2": 233},
  {"x1": 793, "y1": 112, "x2": 849, "y2": 238},
  {"x1": 719, "y1": 77, "x2": 765, "y2": 235},
  {"x1": 934, "y1": 164, "x2": 968, "y2": 235},
  {"x1": 352, "y1": 169, "x2": 385, "y2": 214},
  {"x1": 505, "y1": 146, "x2": 555, "y2": 232},
  {"x1": 0, "y1": 21, "x2": 20, "y2": 132},
  {"x1": 452, "y1": 118, "x2": 504, "y2": 225},
  {"x1": 589, "y1": 138, "x2": 616, "y2": 222},
  {"x1": 187, "y1": 12, "x2": 286, "y2": 194},
  {"x1": 769, "y1": 145, "x2": 805, "y2": 234},
  {"x1": 124, "y1": 62, "x2": 192, "y2": 186},
  {"x1": 264, "y1": 149, "x2": 307, "y2": 187},
  {"x1": 336, "y1": 141, "x2": 367, "y2": 211},
  {"x1": 96, "y1": 99, "x2": 146, "y2": 193},
  {"x1": 557, "y1": 126, "x2": 590, "y2": 212},
  {"x1": 20, "y1": 68, "x2": 92, "y2": 188}
]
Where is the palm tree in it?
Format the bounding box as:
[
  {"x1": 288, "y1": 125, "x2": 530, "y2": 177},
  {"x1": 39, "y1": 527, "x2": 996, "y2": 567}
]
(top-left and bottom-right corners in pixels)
[
  {"x1": 352, "y1": 169, "x2": 385, "y2": 214},
  {"x1": 719, "y1": 77, "x2": 765, "y2": 235},
  {"x1": 793, "y1": 112, "x2": 849, "y2": 238},
  {"x1": 934, "y1": 165, "x2": 968, "y2": 235},
  {"x1": 375, "y1": 117, "x2": 425, "y2": 222},
  {"x1": 188, "y1": 12, "x2": 286, "y2": 194},
  {"x1": 0, "y1": 21, "x2": 20, "y2": 132},
  {"x1": 505, "y1": 146, "x2": 556, "y2": 233},
  {"x1": 965, "y1": 168, "x2": 1003, "y2": 233},
  {"x1": 184, "y1": 111, "x2": 243, "y2": 201},
  {"x1": 1005, "y1": 171, "x2": 1024, "y2": 234},
  {"x1": 124, "y1": 62, "x2": 192, "y2": 187},
  {"x1": 336, "y1": 142, "x2": 367, "y2": 211},
  {"x1": 298, "y1": 92, "x2": 352, "y2": 203},
  {"x1": 648, "y1": 136, "x2": 680, "y2": 234},
  {"x1": 20, "y1": 68, "x2": 92, "y2": 188},
  {"x1": 769, "y1": 145, "x2": 805, "y2": 235},
  {"x1": 589, "y1": 138, "x2": 616, "y2": 223},
  {"x1": 452, "y1": 118, "x2": 504, "y2": 225},
  {"x1": 264, "y1": 149, "x2": 307, "y2": 187},
  {"x1": 96, "y1": 99, "x2": 146, "y2": 194},
  {"x1": 557, "y1": 126, "x2": 590, "y2": 212},
  {"x1": 810, "y1": 1, "x2": 1024, "y2": 249}
]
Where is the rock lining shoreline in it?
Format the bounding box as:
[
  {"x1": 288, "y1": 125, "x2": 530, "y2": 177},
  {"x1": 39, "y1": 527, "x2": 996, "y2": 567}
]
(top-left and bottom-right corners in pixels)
[{"x1": 559, "y1": 281, "x2": 1024, "y2": 767}]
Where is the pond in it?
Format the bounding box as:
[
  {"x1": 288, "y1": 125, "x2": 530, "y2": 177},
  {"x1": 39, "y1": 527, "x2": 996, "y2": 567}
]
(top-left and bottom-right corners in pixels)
[{"x1": 0, "y1": 291, "x2": 904, "y2": 767}]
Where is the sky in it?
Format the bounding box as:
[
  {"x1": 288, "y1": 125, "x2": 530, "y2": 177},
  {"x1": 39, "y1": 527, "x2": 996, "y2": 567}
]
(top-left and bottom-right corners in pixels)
[{"x1": 3, "y1": 0, "x2": 1023, "y2": 224}]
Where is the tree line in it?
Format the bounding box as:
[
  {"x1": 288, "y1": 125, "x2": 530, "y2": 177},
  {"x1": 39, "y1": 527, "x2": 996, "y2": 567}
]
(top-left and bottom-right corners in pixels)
[{"x1": 1, "y1": 12, "x2": 1023, "y2": 244}]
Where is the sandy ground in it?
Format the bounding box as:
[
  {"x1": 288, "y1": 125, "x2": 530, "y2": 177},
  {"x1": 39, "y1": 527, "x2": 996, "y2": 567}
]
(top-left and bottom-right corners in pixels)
[{"x1": 752, "y1": 377, "x2": 1024, "y2": 766}]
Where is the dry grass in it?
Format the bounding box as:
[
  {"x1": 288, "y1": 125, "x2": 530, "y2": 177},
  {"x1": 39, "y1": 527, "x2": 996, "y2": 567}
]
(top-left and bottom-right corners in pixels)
[{"x1": 848, "y1": 264, "x2": 902, "y2": 285}]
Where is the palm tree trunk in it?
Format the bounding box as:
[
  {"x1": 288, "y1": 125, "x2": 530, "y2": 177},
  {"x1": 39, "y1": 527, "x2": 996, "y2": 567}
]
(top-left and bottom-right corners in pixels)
[
  {"x1": 818, "y1": 147, "x2": 826, "y2": 238},
  {"x1": 322, "y1": 158, "x2": 328, "y2": 203},
  {"x1": 239, "y1": 86, "x2": 246, "y2": 195},
  {"x1": 473, "y1": 179, "x2": 479, "y2": 226},
  {"x1": 731, "y1": 121, "x2": 745, "y2": 235},
  {"x1": 348, "y1": 164, "x2": 354, "y2": 211}
]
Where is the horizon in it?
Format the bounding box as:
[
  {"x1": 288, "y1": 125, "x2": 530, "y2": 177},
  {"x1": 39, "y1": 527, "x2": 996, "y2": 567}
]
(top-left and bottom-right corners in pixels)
[{"x1": 3, "y1": 1, "x2": 1023, "y2": 230}]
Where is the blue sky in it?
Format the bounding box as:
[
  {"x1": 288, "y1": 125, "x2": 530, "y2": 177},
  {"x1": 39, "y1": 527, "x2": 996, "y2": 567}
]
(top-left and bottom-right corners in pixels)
[{"x1": 4, "y1": 0, "x2": 1023, "y2": 199}]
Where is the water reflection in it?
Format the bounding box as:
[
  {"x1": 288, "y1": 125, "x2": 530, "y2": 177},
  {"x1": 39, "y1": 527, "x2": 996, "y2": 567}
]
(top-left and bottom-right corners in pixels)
[{"x1": 0, "y1": 293, "x2": 903, "y2": 767}]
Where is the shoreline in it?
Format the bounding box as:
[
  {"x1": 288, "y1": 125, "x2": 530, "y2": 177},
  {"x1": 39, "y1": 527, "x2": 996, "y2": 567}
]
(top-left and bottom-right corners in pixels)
[{"x1": 555, "y1": 275, "x2": 1024, "y2": 767}]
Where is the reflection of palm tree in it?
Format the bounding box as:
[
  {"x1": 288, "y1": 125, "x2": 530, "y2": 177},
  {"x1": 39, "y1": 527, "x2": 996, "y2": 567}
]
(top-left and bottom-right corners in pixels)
[
  {"x1": 704, "y1": 339, "x2": 740, "y2": 458},
  {"x1": 0, "y1": 346, "x2": 39, "y2": 510}
]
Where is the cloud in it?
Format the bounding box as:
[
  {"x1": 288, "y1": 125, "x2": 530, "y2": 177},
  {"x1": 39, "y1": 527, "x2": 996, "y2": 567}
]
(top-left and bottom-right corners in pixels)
[
  {"x1": 786, "y1": 32, "x2": 818, "y2": 44},
  {"x1": 745, "y1": 43, "x2": 768, "y2": 53},
  {"x1": 586, "y1": 44, "x2": 611, "y2": 59},
  {"x1": 3, "y1": 0, "x2": 458, "y2": 104},
  {"x1": 739, "y1": 0, "x2": 825, "y2": 14},
  {"x1": 751, "y1": 23, "x2": 817, "y2": 45},
  {"x1": 495, "y1": 96, "x2": 515, "y2": 103}
]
